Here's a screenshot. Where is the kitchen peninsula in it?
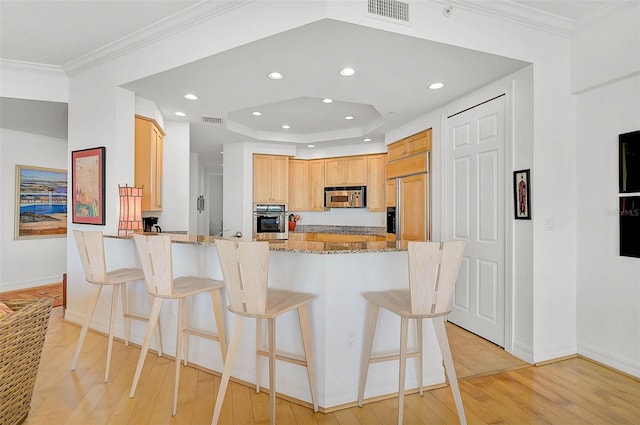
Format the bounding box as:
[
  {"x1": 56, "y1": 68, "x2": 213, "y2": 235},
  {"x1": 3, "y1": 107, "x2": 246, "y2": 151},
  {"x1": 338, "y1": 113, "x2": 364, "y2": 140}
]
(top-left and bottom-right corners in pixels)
[{"x1": 102, "y1": 233, "x2": 449, "y2": 411}]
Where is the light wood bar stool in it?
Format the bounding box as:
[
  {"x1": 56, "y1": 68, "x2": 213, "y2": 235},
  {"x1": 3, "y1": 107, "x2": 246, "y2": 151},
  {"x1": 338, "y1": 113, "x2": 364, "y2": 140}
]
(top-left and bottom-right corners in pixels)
[
  {"x1": 71, "y1": 230, "x2": 162, "y2": 383},
  {"x1": 130, "y1": 234, "x2": 228, "y2": 416},
  {"x1": 211, "y1": 239, "x2": 318, "y2": 425},
  {"x1": 358, "y1": 240, "x2": 467, "y2": 425}
]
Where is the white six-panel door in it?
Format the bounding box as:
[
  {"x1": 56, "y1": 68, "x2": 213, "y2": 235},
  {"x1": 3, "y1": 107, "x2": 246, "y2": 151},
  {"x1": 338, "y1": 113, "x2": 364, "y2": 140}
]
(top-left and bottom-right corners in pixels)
[{"x1": 446, "y1": 96, "x2": 506, "y2": 346}]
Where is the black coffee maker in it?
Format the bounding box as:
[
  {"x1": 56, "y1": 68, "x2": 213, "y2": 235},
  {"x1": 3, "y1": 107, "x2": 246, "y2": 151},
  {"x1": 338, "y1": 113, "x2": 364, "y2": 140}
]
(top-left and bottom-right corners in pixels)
[{"x1": 143, "y1": 217, "x2": 161, "y2": 233}]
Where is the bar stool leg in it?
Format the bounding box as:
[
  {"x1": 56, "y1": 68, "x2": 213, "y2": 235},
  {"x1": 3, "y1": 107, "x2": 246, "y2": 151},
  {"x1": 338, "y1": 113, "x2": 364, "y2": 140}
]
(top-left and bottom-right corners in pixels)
[
  {"x1": 71, "y1": 285, "x2": 103, "y2": 371},
  {"x1": 121, "y1": 283, "x2": 130, "y2": 346},
  {"x1": 104, "y1": 284, "x2": 120, "y2": 382},
  {"x1": 210, "y1": 289, "x2": 227, "y2": 363},
  {"x1": 173, "y1": 298, "x2": 187, "y2": 416},
  {"x1": 417, "y1": 318, "x2": 424, "y2": 396},
  {"x1": 182, "y1": 299, "x2": 189, "y2": 366},
  {"x1": 398, "y1": 316, "x2": 409, "y2": 425},
  {"x1": 150, "y1": 295, "x2": 163, "y2": 357},
  {"x1": 211, "y1": 316, "x2": 245, "y2": 425},
  {"x1": 357, "y1": 302, "x2": 379, "y2": 406},
  {"x1": 255, "y1": 318, "x2": 262, "y2": 393},
  {"x1": 130, "y1": 297, "x2": 163, "y2": 398},
  {"x1": 268, "y1": 318, "x2": 276, "y2": 425},
  {"x1": 298, "y1": 304, "x2": 318, "y2": 412},
  {"x1": 433, "y1": 317, "x2": 467, "y2": 425}
]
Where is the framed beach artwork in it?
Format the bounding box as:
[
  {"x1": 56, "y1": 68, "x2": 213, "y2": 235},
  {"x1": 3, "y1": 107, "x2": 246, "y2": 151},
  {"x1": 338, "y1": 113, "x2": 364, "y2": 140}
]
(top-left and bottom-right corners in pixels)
[
  {"x1": 513, "y1": 169, "x2": 531, "y2": 220},
  {"x1": 72, "y1": 147, "x2": 106, "y2": 225},
  {"x1": 15, "y1": 165, "x2": 68, "y2": 239}
]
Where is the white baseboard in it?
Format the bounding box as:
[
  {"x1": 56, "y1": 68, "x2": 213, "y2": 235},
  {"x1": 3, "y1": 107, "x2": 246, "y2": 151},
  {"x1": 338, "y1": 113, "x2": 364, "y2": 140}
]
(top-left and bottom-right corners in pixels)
[
  {"x1": 579, "y1": 342, "x2": 640, "y2": 378},
  {"x1": 1, "y1": 274, "x2": 63, "y2": 292}
]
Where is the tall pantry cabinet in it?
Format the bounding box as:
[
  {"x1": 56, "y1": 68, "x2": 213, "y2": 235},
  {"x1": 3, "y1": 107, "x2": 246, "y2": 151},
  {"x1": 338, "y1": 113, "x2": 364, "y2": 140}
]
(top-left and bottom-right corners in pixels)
[
  {"x1": 135, "y1": 115, "x2": 165, "y2": 211},
  {"x1": 386, "y1": 129, "x2": 432, "y2": 241}
]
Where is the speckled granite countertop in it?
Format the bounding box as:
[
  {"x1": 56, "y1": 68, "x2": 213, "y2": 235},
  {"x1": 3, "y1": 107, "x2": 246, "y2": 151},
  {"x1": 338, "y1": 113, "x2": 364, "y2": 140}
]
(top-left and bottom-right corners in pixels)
[{"x1": 104, "y1": 233, "x2": 408, "y2": 254}]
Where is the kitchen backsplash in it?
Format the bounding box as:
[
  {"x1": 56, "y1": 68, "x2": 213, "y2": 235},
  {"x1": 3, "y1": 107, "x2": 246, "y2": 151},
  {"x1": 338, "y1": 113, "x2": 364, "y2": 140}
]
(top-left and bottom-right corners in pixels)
[{"x1": 293, "y1": 225, "x2": 386, "y2": 236}]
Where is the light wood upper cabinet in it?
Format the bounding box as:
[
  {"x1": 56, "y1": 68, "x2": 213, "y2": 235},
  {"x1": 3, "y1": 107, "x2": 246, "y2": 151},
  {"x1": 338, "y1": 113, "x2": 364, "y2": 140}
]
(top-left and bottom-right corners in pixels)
[
  {"x1": 386, "y1": 178, "x2": 397, "y2": 207},
  {"x1": 288, "y1": 159, "x2": 307, "y2": 211},
  {"x1": 307, "y1": 159, "x2": 325, "y2": 211},
  {"x1": 253, "y1": 154, "x2": 289, "y2": 204},
  {"x1": 366, "y1": 154, "x2": 386, "y2": 211},
  {"x1": 325, "y1": 155, "x2": 366, "y2": 186},
  {"x1": 386, "y1": 129, "x2": 432, "y2": 162},
  {"x1": 288, "y1": 159, "x2": 325, "y2": 211},
  {"x1": 135, "y1": 115, "x2": 165, "y2": 211},
  {"x1": 399, "y1": 173, "x2": 428, "y2": 241}
]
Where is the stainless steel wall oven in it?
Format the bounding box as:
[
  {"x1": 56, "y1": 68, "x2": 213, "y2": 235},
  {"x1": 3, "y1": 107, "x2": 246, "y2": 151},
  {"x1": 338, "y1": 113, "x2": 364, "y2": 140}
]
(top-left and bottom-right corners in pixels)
[{"x1": 253, "y1": 203, "x2": 288, "y2": 240}]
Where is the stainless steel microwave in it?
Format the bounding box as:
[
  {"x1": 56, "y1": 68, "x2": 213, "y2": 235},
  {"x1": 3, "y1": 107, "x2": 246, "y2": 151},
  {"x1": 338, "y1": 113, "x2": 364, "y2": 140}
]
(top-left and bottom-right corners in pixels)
[{"x1": 324, "y1": 186, "x2": 366, "y2": 208}]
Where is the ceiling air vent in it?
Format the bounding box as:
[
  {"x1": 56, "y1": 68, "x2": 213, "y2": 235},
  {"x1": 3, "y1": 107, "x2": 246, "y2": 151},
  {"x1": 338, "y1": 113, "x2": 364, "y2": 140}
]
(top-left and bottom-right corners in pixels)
[
  {"x1": 201, "y1": 116, "x2": 224, "y2": 124},
  {"x1": 367, "y1": 0, "x2": 409, "y2": 22}
]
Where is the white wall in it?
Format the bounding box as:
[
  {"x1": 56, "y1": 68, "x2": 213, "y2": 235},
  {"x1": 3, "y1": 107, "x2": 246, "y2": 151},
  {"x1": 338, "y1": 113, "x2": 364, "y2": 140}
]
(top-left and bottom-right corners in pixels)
[
  {"x1": 0, "y1": 128, "x2": 68, "y2": 291},
  {"x1": 576, "y1": 74, "x2": 640, "y2": 377},
  {"x1": 57, "y1": 0, "x2": 639, "y2": 374},
  {"x1": 162, "y1": 120, "x2": 190, "y2": 232},
  {"x1": 573, "y1": 3, "x2": 640, "y2": 377},
  {"x1": 0, "y1": 61, "x2": 69, "y2": 291},
  {"x1": 208, "y1": 172, "x2": 223, "y2": 236}
]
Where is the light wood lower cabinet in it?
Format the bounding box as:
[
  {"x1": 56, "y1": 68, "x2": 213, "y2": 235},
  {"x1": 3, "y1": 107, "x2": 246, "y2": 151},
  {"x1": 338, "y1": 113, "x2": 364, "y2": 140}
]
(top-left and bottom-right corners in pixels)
[{"x1": 135, "y1": 115, "x2": 164, "y2": 211}]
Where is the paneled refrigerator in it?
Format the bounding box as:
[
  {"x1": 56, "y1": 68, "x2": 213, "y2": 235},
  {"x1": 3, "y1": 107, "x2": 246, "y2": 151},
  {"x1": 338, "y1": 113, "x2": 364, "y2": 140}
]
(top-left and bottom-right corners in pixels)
[{"x1": 386, "y1": 160, "x2": 430, "y2": 241}]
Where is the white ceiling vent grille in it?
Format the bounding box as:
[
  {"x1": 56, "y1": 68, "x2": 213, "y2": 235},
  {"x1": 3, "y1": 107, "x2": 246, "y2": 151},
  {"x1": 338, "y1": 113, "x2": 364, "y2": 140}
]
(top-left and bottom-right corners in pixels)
[
  {"x1": 201, "y1": 116, "x2": 224, "y2": 124},
  {"x1": 367, "y1": 0, "x2": 409, "y2": 22}
]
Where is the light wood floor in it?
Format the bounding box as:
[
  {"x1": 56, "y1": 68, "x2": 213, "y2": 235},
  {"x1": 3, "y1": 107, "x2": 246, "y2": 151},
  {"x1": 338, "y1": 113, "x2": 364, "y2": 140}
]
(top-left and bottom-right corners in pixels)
[{"x1": 23, "y1": 307, "x2": 640, "y2": 424}]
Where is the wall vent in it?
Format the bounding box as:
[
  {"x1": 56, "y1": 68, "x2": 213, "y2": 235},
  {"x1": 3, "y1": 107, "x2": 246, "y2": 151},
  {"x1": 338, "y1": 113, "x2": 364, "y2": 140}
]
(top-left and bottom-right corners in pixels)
[
  {"x1": 367, "y1": 0, "x2": 409, "y2": 22},
  {"x1": 201, "y1": 116, "x2": 224, "y2": 124}
]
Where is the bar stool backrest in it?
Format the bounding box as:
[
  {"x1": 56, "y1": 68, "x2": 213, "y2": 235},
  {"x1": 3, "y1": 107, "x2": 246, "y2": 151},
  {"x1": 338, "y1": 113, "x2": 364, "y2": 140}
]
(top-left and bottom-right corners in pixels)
[
  {"x1": 133, "y1": 234, "x2": 175, "y2": 297},
  {"x1": 74, "y1": 230, "x2": 107, "y2": 283},
  {"x1": 408, "y1": 240, "x2": 466, "y2": 316},
  {"x1": 215, "y1": 239, "x2": 269, "y2": 315}
]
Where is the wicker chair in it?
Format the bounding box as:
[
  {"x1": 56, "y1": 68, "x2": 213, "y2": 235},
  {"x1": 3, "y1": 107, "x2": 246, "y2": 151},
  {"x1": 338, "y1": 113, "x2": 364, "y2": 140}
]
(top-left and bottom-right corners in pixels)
[{"x1": 0, "y1": 298, "x2": 54, "y2": 425}]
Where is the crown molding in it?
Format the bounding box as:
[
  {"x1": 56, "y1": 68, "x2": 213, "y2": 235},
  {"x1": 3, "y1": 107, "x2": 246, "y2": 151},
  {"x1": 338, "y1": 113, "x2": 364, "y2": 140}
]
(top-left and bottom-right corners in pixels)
[
  {"x1": 573, "y1": 0, "x2": 638, "y2": 35},
  {"x1": 63, "y1": 0, "x2": 255, "y2": 77},
  {"x1": 0, "y1": 59, "x2": 67, "y2": 77},
  {"x1": 434, "y1": 0, "x2": 574, "y2": 37}
]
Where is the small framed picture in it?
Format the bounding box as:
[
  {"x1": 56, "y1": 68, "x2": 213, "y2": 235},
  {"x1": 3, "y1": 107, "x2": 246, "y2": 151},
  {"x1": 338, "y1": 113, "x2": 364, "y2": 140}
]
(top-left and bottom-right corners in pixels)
[
  {"x1": 513, "y1": 169, "x2": 531, "y2": 220},
  {"x1": 14, "y1": 165, "x2": 68, "y2": 239},
  {"x1": 72, "y1": 147, "x2": 106, "y2": 225}
]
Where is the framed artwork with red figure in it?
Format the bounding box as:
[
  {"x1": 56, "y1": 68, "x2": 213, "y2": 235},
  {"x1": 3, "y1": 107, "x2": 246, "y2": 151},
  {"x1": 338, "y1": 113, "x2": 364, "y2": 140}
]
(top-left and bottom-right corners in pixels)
[
  {"x1": 72, "y1": 147, "x2": 105, "y2": 225},
  {"x1": 513, "y1": 169, "x2": 531, "y2": 220}
]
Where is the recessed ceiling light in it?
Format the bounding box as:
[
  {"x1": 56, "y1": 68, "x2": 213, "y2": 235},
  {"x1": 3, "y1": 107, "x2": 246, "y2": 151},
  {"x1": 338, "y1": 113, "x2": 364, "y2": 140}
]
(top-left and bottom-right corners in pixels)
[
  {"x1": 307, "y1": 144, "x2": 315, "y2": 148},
  {"x1": 174, "y1": 111, "x2": 186, "y2": 117},
  {"x1": 429, "y1": 82, "x2": 445, "y2": 90},
  {"x1": 344, "y1": 115, "x2": 354, "y2": 120},
  {"x1": 322, "y1": 98, "x2": 334, "y2": 104},
  {"x1": 363, "y1": 138, "x2": 371, "y2": 142},
  {"x1": 184, "y1": 93, "x2": 198, "y2": 100},
  {"x1": 268, "y1": 72, "x2": 284, "y2": 80},
  {"x1": 282, "y1": 124, "x2": 290, "y2": 129},
  {"x1": 252, "y1": 111, "x2": 262, "y2": 116},
  {"x1": 339, "y1": 67, "x2": 356, "y2": 77}
]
